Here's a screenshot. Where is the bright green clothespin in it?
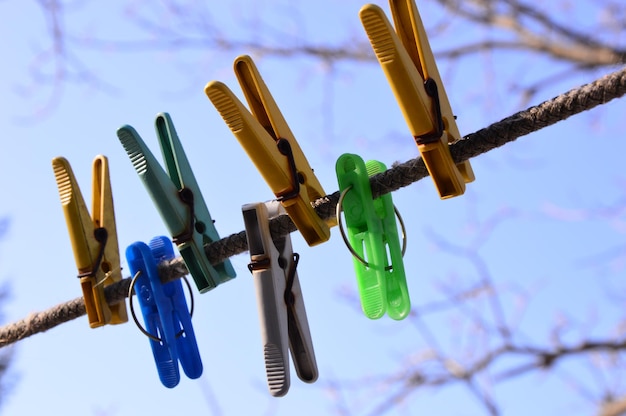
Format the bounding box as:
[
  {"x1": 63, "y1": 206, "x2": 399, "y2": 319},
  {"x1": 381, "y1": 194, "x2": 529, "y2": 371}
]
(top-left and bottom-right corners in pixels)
[
  {"x1": 117, "y1": 112, "x2": 236, "y2": 293},
  {"x1": 336, "y1": 153, "x2": 410, "y2": 320}
]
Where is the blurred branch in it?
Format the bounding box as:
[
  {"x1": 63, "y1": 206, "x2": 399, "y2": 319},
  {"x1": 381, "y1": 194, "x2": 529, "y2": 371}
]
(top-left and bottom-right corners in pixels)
[
  {"x1": 599, "y1": 396, "x2": 626, "y2": 416},
  {"x1": 24, "y1": 0, "x2": 626, "y2": 115},
  {"x1": 435, "y1": 0, "x2": 626, "y2": 103},
  {"x1": 337, "y1": 204, "x2": 626, "y2": 415},
  {"x1": 17, "y1": 0, "x2": 117, "y2": 119},
  {"x1": 436, "y1": 0, "x2": 626, "y2": 67}
]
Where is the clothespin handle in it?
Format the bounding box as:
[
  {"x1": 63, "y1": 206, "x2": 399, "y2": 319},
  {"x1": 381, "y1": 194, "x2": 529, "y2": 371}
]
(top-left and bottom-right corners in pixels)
[
  {"x1": 149, "y1": 236, "x2": 203, "y2": 380},
  {"x1": 127, "y1": 240, "x2": 180, "y2": 388},
  {"x1": 365, "y1": 160, "x2": 410, "y2": 320},
  {"x1": 390, "y1": 0, "x2": 476, "y2": 183},
  {"x1": 154, "y1": 113, "x2": 237, "y2": 286}
]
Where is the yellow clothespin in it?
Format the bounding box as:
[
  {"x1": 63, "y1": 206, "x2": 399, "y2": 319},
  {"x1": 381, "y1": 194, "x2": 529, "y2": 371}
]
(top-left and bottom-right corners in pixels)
[
  {"x1": 360, "y1": 0, "x2": 475, "y2": 199},
  {"x1": 52, "y1": 156, "x2": 128, "y2": 328},
  {"x1": 205, "y1": 55, "x2": 332, "y2": 247}
]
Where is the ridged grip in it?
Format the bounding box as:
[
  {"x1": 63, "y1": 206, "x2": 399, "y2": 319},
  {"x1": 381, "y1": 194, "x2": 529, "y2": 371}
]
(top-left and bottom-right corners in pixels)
[
  {"x1": 264, "y1": 343, "x2": 288, "y2": 397},
  {"x1": 205, "y1": 82, "x2": 245, "y2": 133},
  {"x1": 117, "y1": 126, "x2": 149, "y2": 175},
  {"x1": 52, "y1": 160, "x2": 74, "y2": 205},
  {"x1": 360, "y1": 5, "x2": 397, "y2": 64}
]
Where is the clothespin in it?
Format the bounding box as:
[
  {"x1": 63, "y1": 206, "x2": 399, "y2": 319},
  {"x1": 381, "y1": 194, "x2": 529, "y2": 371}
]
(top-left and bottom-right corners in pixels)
[
  {"x1": 205, "y1": 55, "x2": 332, "y2": 247},
  {"x1": 117, "y1": 112, "x2": 236, "y2": 293},
  {"x1": 242, "y1": 201, "x2": 318, "y2": 396},
  {"x1": 360, "y1": 0, "x2": 475, "y2": 199},
  {"x1": 126, "y1": 236, "x2": 203, "y2": 388},
  {"x1": 335, "y1": 153, "x2": 410, "y2": 320},
  {"x1": 52, "y1": 155, "x2": 128, "y2": 328}
]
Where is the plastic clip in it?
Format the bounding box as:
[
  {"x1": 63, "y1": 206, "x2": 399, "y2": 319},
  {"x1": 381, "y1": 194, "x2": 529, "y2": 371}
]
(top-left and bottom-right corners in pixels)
[
  {"x1": 360, "y1": 0, "x2": 475, "y2": 199},
  {"x1": 205, "y1": 55, "x2": 332, "y2": 247},
  {"x1": 126, "y1": 236, "x2": 203, "y2": 388},
  {"x1": 336, "y1": 154, "x2": 410, "y2": 320},
  {"x1": 52, "y1": 155, "x2": 128, "y2": 328},
  {"x1": 242, "y1": 201, "x2": 318, "y2": 396},
  {"x1": 117, "y1": 112, "x2": 236, "y2": 293}
]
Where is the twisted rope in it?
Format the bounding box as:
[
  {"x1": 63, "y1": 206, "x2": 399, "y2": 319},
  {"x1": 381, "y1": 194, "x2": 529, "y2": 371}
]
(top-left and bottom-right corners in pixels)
[{"x1": 1, "y1": 66, "x2": 624, "y2": 348}]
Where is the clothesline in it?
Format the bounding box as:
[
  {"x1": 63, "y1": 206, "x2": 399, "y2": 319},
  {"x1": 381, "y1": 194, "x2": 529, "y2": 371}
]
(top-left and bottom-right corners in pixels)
[{"x1": 1, "y1": 66, "x2": 625, "y2": 348}]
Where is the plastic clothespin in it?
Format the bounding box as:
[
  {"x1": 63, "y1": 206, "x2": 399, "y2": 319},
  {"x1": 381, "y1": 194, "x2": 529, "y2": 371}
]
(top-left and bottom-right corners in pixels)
[
  {"x1": 117, "y1": 112, "x2": 236, "y2": 293},
  {"x1": 52, "y1": 155, "x2": 128, "y2": 328},
  {"x1": 336, "y1": 153, "x2": 410, "y2": 320},
  {"x1": 242, "y1": 201, "x2": 318, "y2": 396},
  {"x1": 360, "y1": 0, "x2": 475, "y2": 199},
  {"x1": 205, "y1": 55, "x2": 332, "y2": 247},
  {"x1": 126, "y1": 236, "x2": 203, "y2": 388}
]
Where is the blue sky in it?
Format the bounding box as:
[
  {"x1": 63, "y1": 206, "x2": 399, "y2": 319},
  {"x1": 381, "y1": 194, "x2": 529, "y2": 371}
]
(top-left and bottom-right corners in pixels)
[{"x1": 0, "y1": 1, "x2": 625, "y2": 415}]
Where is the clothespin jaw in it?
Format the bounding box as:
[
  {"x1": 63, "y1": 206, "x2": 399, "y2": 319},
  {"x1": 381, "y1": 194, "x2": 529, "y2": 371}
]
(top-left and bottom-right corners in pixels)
[
  {"x1": 242, "y1": 201, "x2": 318, "y2": 396},
  {"x1": 117, "y1": 113, "x2": 236, "y2": 293},
  {"x1": 336, "y1": 154, "x2": 410, "y2": 320},
  {"x1": 52, "y1": 155, "x2": 128, "y2": 328},
  {"x1": 359, "y1": 1, "x2": 475, "y2": 199},
  {"x1": 126, "y1": 236, "x2": 202, "y2": 388},
  {"x1": 365, "y1": 160, "x2": 410, "y2": 320},
  {"x1": 205, "y1": 55, "x2": 332, "y2": 247}
]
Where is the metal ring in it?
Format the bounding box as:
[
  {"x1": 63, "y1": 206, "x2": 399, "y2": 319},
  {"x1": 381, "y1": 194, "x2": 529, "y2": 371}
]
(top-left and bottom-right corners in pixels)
[
  {"x1": 128, "y1": 270, "x2": 195, "y2": 342},
  {"x1": 336, "y1": 186, "x2": 407, "y2": 269}
]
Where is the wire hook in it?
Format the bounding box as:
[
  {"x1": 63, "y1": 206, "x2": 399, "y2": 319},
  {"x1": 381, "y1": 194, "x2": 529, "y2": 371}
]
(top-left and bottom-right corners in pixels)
[{"x1": 336, "y1": 186, "x2": 407, "y2": 269}]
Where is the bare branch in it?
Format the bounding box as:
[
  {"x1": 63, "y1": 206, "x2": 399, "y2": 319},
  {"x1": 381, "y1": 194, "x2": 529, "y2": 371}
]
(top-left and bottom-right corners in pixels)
[
  {"x1": 436, "y1": 0, "x2": 626, "y2": 67},
  {"x1": 599, "y1": 395, "x2": 626, "y2": 416}
]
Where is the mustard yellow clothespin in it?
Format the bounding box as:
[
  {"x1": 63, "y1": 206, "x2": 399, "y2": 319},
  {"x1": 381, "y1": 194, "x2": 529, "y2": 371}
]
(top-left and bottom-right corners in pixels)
[
  {"x1": 205, "y1": 55, "x2": 333, "y2": 247},
  {"x1": 360, "y1": 0, "x2": 475, "y2": 199},
  {"x1": 52, "y1": 156, "x2": 128, "y2": 328}
]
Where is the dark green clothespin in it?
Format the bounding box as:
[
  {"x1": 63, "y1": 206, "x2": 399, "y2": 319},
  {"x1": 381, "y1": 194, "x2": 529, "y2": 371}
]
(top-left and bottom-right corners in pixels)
[{"x1": 117, "y1": 112, "x2": 236, "y2": 293}]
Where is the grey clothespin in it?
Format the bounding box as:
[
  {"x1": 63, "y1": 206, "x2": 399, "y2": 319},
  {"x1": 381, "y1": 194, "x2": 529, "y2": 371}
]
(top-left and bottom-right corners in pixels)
[{"x1": 242, "y1": 201, "x2": 318, "y2": 397}]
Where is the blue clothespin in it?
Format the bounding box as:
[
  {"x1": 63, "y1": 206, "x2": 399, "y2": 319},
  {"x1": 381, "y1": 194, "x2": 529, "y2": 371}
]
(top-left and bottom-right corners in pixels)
[
  {"x1": 126, "y1": 236, "x2": 203, "y2": 388},
  {"x1": 117, "y1": 113, "x2": 236, "y2": 293}
]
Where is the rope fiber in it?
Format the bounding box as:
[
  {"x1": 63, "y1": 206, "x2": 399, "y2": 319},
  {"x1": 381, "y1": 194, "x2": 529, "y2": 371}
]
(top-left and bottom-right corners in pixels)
[{"x1": 1, "y1": 66, "x2": 625, "y2": 348}]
